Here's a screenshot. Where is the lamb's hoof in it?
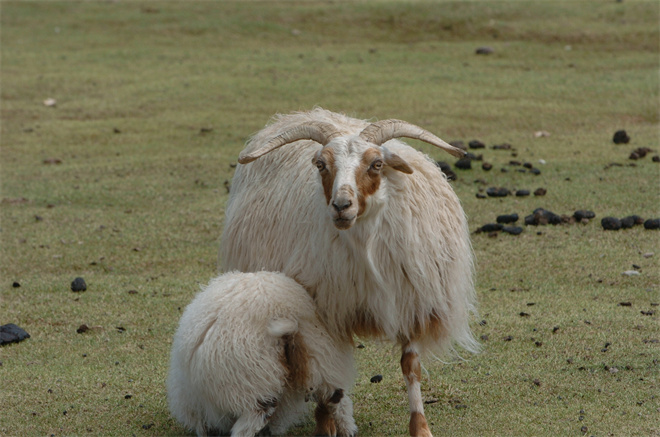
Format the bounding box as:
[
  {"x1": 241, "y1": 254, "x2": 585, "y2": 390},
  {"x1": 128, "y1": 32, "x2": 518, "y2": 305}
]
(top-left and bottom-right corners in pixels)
[{"x1": 409, "y1": 412, "x2": 433, "y2": 437}]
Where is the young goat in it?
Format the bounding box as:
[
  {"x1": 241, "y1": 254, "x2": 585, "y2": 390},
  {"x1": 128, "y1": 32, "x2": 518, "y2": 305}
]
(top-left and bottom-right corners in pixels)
[
  {"x1": 167, "y1": 271, "x2": 357, "y2": 437},
  {"x1": 221, "y1": 108, "x2": 480, "y2": 436}
]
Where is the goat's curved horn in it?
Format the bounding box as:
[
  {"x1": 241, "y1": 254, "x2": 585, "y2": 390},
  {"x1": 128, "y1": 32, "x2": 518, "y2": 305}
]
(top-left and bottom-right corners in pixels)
[
  {"x1": 359, "y1": 119, "x2": 466, "y2": 158},
  {"x1": 238, "y1": 122, "x2": 341, "y2": 164}
]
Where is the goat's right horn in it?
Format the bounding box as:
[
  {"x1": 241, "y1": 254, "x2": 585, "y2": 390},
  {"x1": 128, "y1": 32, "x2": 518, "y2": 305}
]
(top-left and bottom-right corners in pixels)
[
  {"x1": 359, "y1": 119, "x2": 466, "y2": 158},
  {"x1": 238, "y1": 122, "x2": 341, "y2": 164}
]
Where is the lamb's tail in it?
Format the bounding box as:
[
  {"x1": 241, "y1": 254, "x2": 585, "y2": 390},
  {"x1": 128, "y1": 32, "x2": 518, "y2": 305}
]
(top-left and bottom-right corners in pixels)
[{"x1": 267, "y1": 318, "x2": 298, "y2": 337}]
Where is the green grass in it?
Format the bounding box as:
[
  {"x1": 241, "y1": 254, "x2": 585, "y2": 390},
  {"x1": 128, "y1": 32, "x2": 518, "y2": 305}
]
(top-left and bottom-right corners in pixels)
[{"x1": 1, "y1": 1, "x2": 658, "y2": 436}]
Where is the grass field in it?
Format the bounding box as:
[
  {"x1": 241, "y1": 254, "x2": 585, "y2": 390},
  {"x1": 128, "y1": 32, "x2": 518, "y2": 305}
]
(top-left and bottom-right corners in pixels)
[{"x1": 1, "y1": 1, "x2": 658, "y2": 436}]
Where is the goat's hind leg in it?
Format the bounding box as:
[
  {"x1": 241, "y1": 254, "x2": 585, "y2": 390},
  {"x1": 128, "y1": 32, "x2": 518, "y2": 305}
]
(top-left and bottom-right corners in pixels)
[{"x1": 401, "y1": 343, "x2": 433, "y2": 437}]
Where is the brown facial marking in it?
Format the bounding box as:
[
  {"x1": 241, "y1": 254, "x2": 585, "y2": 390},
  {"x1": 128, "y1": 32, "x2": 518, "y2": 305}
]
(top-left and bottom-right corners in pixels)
[
  {"x1": 400, "y1": 349, "x2": 422, "y2": 385},
  {"x1": 356, "y1": 148, "x2": 383, "y2": 216},
  {"x1": 280, "y1": 332, "x2": 310, "y2": 390},
  {"x1": 315, "y1": 148, "x2": 336, "y2": 205},
  {"x1": 313, "y1": 402, "x2": 337, "y2": 436},
  {"x1": 409, "y1": 411, "x2": 432, "y2": 437}
]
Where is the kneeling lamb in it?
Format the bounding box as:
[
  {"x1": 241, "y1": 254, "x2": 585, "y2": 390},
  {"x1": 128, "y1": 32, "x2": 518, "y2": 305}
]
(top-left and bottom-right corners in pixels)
[{"x1": 167, "y1": 271, "x2": 357, "y2": 436}]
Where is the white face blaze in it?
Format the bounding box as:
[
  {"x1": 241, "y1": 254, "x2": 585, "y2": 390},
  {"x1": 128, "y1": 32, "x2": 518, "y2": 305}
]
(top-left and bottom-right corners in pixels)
[{"x1": 312, "y1": 137, "x2": 413, "y2": 230}]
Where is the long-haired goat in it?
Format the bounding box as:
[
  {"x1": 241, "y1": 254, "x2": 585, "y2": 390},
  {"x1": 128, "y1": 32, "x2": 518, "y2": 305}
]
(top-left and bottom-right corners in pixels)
[
  {"x1": 220, "y1": 108, "x2": 479, "y2": 437},
  {"x1": 167, "y1": 271, "x2": 357, "y2": 437}
]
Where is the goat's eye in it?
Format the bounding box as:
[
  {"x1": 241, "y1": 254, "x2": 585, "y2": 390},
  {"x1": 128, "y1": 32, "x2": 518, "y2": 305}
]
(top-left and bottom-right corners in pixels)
[
  {"x1": 315, "y1": 160, "x2": 326, "y2": 171},
  {"x1": 370, "y1": 160, "x2": 383, "y2": 171}
]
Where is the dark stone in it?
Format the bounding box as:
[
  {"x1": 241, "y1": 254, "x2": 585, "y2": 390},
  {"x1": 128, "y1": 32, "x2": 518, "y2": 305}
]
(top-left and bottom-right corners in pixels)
[
  {"x1": 502, "y1": 226, "x2": 523, "y2": 235},
  {"x1": 643, "y1": 218, "x2": 660, "y2": 230},
  {"x1": 573, "y1": 210, "x2": 596, "y2": 221},
  {"x1": 601, "y1": 217, "x2": 622, "y2": 230},
  {"x1": 370, "y1": 374, "x2": 383, "y2": 383},
  {"x1": 0, "y1": 324, "x2": 30, "y2": 345},
  {"x1": 486, "y1": 187, "x2": 510, "y2": 197},
  {"x1": 482, "y1": 162, "x2": 492, "y2": 171},
  {"x1": 497, "y1": 213, "x2": 519, "y2": 224},
  {"x1": 613, "y1": 130, "x2": 630, "y2": 144},
  {"x1": 479, "y1": 223, "x2": 503, "y2": 233},
  {"x1": 468, "y1": 140, "x2": 486, "y2": 149},
  {"x1": 71, "y1": 277, "x2": 87, "y2": 292},
  {"x1": 475, "y1": 46, "x2": 494, "y2": 55},
  {"x1": 515, "y1": 190, "x2": 530, "y2": 197},
  {"x1": 454, "y1": 157, "x2": 472, "y2": 170},
  {"x1": 533, "y1": 188, "x2": 547, "y2": 196}
]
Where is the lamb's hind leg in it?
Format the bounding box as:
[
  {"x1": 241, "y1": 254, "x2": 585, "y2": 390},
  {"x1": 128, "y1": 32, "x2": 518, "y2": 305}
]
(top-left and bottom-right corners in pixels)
[
  {"x1": 230, "y1": 399, "x2": 277, "y2": 437},
  {"x1": 401, "y1": 343, "x2": 432, "y2": 437},
  {"x1": 313, "y1": 388, "x2": 357, "y2": 437}
]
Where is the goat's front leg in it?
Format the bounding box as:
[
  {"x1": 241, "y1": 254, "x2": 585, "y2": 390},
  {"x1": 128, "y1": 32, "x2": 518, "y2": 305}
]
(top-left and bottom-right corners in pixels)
[{"x1": 401, "y1": 343, "x2": 432, "y2": 437}]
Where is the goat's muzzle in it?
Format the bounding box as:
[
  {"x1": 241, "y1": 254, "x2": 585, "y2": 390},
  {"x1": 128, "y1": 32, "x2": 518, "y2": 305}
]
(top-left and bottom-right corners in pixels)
[{"x1": 330, "y1": 186, "x2": 358, "y2": 230}]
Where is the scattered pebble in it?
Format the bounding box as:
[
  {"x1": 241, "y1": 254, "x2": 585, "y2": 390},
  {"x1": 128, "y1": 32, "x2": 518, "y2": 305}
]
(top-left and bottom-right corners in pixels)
[
  {"x1": 534, "y1": 131, "x2": 550, "y2": 138},
  {"x1": 0, "y1": 324, "x2": 31, "y2": 345},
  {"x1": 621, "y1": 270, "x2": 640, "y2": 276},
  {"x1": 43, "y1": 98, "x2": 57, "y2": 107},
  {"x1": 612, "y1": 130, "x2": 630, "y2": 144},
  {"x1": 71, "y1": 277, "x2": 87, "y2": 292},
  {"x1": 642, "y1": 252, "x2": 654, "y2": 258}
]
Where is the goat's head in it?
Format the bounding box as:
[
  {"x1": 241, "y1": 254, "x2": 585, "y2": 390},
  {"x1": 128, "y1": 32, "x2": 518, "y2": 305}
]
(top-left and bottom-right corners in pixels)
[{"x1": 238, "y1": 118, "x2": 465, "y2": 230}]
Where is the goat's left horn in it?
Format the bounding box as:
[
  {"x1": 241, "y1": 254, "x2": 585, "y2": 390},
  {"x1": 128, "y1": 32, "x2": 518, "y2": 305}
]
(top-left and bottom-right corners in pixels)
[
  {"x1": 359, "y1": 119, "x2": 466, "y2": 158},
  {"x1": 238, "y1": 122, "x2": 341, "y2": 164}
]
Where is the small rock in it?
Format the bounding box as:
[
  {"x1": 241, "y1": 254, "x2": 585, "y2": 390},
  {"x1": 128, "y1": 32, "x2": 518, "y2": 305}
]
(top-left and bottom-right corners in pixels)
[
  {"x1": 601, "y1": 217, "x2": 622, "y2": 231},
  {"x1": 502, "y1": 226, "x2": 523, "y2": 235},
  {"x1": 643, "y1": 218, "x2": 660, "y2": 230},
  {"x1": 497, "y1": 213, "x2": 519, "y2": 224},
  {"x1": 0, "y1": 324, "x2": 31, "y2": 345},
  {"x1": 43, "y1": 98, "x2": 57, "y2": 107},
  {"x1": 515, "y1": 189, "x2": 530, "y2": 197},
  {"x1": 621, "y1": 270, "x2": 640, "y2": 276},
  {"x1": 642, "y1": 252, "x2": 654, "y2": 258},
  {"x1": 475, "y1": 46, "x2": 494, "y2": 55},
  {"x1": 370, "y1": 374, "x2": 383, "y2": 383},
  {"x1": 486, "y1": 187, "x2": 510, "y2": 197},
  {"x1": 71, "y1": 277, "x2": 87, "y2": 292},
  {"x1": 534, "y1": 131, "x2": 550, "y2": 138},
  {"x1": 573, "y1": 210, "x2": 595, "y2": 221},
  {"x1": 608, "y1": 367, "x2": 619, "y2": 374},
  {"x1": 613, "y1": 130, "x2": 630, "y2": 144},
  {"x1": 533, "y1": 188, "x2": 547, "y2": 196}
]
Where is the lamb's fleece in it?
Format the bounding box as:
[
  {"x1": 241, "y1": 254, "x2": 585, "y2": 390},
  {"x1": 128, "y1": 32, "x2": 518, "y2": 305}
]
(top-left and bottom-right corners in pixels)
[{"x1": 167, "y1": 271, "x2": 356, "y2": 436}]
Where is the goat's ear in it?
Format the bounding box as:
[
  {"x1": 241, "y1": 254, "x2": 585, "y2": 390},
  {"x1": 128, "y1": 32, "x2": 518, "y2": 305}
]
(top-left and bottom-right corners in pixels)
[{"x1": 383, "y1": 149, "x2": 413, "y2": 174}]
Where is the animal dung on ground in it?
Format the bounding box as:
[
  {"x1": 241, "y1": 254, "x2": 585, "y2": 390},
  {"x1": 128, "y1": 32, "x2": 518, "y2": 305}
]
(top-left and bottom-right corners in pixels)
[
  {"x1": 497, "y1": 213, "x2": 519, "y2": 224},
  {"x1": 525, "y1": 208, "x2": 561, "y2": 226},
  {"x1": 486, "y1": 187, "x2": 510, "y2": 197},
  {"x1": 573, "y1": 210, "x2": 595, "y2": 221},
  {"x1": 370, "y1": 374, "x2": 383, "y2": 383},
  {"x1": 601, "y1": 217, "x2": 622, "y2": 231},
  {"x1": 454, "y1": 157, "x2": 472, "y2": 170},
  {"x1": 515, "y1": 189, "x2": 530, "y2": 197},
  {"x1": 0, "y1": 323, "x2": 30, "y2": 345},
  {"x1": 475, "y1": 46, "x2": 494, "y2": 55},
  {"x1": 71, "y1": 277, "x2": 87, "y2": 292},
  {"x1": 478, "y1": 223, "x2": 503, "y2": 233},
  {"x1": 644, "y1": 218, "x2": 660, "y2": 230},
  {"x1": 612, "y1": 130, "x2": 630, "y2": 144},
  {"x1": 533, "y1": 188, "x2": 547, "y2": 196},
  {"x1": 468, "y1": 140, "x2": 486, "y2": 149},
  {"x1": 482, "y1": 162, "x2": 493, "y2": 171},
  {"x1": 435, "y1": 161, "x2": 457, "y2": 181},
  {"x1": 502, "y1": 226, "x2": 523, "y2": 235}
]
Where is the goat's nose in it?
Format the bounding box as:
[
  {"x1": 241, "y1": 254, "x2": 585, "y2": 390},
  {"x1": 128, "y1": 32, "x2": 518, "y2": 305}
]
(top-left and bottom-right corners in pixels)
[{"x1": 332, "y1": 198, "x2": 352, "y2": 212}]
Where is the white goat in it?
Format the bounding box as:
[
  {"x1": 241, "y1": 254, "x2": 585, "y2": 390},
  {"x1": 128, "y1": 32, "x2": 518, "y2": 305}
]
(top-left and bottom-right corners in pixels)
[
  {"x1": 167, "y1": 271, "x2": 357, "y2": 437},
  {"x1": 220, "y1": 108, "x2": 479, "y2": 437}
]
